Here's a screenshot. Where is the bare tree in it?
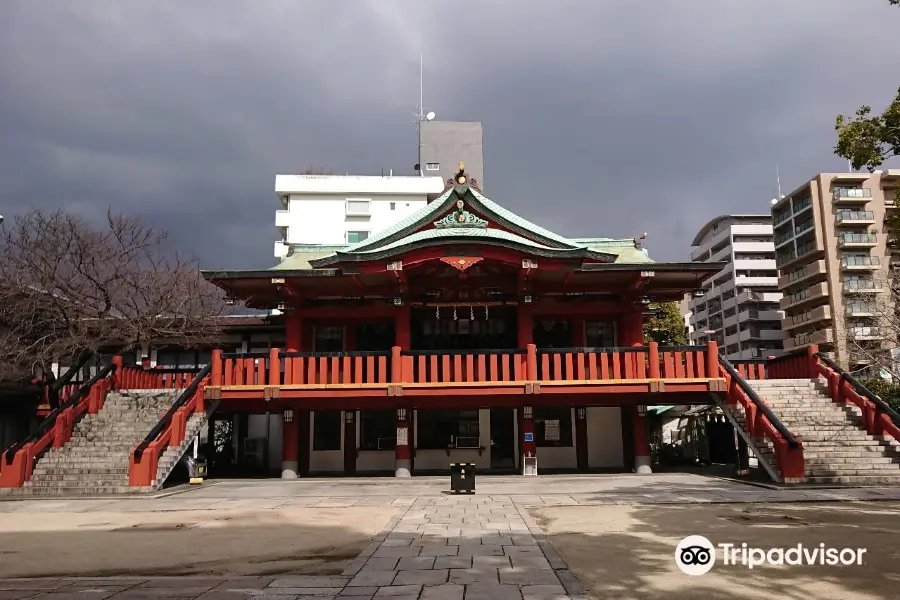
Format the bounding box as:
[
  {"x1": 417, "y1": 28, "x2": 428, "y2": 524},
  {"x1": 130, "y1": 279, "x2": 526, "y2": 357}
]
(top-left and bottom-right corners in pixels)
[
  {"x1": 838, "y1": 269, "x2": 900, "y2": 375},
  {"x1": 0, "y1": 208, "x2": 228, "y2": 387},
  {"x1": 299, "y1": 167, "x2": 335, "y2": 175}
]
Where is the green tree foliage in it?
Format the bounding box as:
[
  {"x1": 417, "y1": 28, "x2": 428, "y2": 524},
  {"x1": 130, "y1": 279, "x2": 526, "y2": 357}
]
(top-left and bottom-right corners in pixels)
[
  {"x1": 643, "y1": 302, "x2": 687, "y2": 346},
  {"x1": 834, "y1": 87, "x2": 900, "y2": 172},
  {"x1": 859, "y1": 378, "x2": 900, "y2": 413},
  {"x1": 834, "y1": 1, "x2": 899, "y2": 174}
]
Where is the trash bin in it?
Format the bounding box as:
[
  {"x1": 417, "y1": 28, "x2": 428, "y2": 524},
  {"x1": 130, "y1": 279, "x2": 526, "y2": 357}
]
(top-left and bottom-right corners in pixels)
[
  {"x1": 449, "y1": 463, "x2": 475, "y2": 494},
  {"x1": 184, "y1": 456, "x2": 207, "y2": 484}
]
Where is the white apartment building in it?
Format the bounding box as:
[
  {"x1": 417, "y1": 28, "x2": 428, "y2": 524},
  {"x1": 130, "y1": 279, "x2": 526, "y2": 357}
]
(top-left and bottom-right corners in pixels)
[
  {"x1": 687, "y1": 215, "x2": 786, "y2": 359},
  {"x1": 273, "y1": 174, "x2": 445, "y2": 259}
]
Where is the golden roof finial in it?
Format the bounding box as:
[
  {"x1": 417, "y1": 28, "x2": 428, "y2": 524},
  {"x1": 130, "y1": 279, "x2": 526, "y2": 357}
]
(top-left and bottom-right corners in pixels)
[{"x1": 458, "y1": 160, "x2": 465, "y2": 171}]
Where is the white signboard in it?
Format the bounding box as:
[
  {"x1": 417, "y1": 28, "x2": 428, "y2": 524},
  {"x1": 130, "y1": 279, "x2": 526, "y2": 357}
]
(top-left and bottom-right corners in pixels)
[
  {"x1": 396, "y1": 427, "x2": 408, "y2": 447},
  {"x1": 544, "y1": 420, "x2": 560, "y2": 441}
]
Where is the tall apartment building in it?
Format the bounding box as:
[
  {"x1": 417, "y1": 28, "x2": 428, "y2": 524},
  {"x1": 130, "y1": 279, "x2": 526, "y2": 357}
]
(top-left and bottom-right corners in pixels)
[
  {"x1": 416, "y1": 120, "x2": 484, "y2": 189},
  {"x1": 687, "y1": 215, "x2": 786, "y2": 359},
  {"x1": 772, "y1": 170, "x2": 900, "y2": 368}
]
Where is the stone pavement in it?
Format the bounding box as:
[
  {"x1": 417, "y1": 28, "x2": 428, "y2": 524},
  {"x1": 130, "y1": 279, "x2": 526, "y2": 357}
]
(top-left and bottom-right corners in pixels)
[
  {"x1": 2, "y1": 474, "x2": 900, "y2": 598},
  {"x1": 0, "y1": 494, "x2": 583, "y2": 600}
]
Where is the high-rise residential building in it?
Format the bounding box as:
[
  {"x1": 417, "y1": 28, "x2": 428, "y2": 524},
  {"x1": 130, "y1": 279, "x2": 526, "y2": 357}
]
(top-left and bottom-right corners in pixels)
[
  {"x1": 416, "y1": 120, "x2": 484, "y2": 189},
  {"x1": 771, "y1": 170, "x2": 900, "y2": 368},
  {"x1": 687, "y1": 215, "x2": 786, "y2": 359}
]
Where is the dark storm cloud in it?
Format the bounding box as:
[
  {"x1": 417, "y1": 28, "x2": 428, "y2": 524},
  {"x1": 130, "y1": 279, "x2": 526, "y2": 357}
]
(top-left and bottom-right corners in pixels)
[{"x1": 1, "y1": 0, "x2": 898, "y2": 268}]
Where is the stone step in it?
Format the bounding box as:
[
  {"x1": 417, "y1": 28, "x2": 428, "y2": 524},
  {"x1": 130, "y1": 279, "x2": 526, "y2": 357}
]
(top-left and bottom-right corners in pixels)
[{"x1": 802, "y1": 474, "x2": 900, "y2": 485}]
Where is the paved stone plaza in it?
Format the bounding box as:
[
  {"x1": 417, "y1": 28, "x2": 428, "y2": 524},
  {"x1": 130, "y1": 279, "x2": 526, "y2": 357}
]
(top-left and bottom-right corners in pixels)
[{"x1": 1, "y1": 475, "x2": 899, "y2": 599}]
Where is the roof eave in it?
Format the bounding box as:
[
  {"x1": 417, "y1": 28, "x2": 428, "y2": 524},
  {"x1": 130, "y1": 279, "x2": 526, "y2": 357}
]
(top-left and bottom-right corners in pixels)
[{"x1": 201, "y1": 269, "x2": 339, "y2": 281}]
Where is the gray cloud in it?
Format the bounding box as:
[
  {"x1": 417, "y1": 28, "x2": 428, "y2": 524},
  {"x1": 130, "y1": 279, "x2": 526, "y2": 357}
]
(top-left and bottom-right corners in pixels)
[{"x1": 1, "y1": 0, "x2": 898, "y2": 269}]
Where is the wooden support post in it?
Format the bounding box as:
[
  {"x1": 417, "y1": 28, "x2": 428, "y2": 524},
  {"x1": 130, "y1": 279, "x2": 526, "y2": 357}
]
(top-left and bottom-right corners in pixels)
[
  {"x1": 706, "y1": 340, "x2": 719, "y2": 378},
  {"x1": 648, "y1": 342, "x2": 661, "y2": 379},
  {"x1": 268, "y1": 347, "x2": 281, "y2": 387},
  {"x1": 211, "y1": 349, "x2": 223, "y2": 386}
]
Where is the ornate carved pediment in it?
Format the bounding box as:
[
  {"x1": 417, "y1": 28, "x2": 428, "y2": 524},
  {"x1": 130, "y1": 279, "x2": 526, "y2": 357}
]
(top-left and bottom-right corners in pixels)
[{"x1": 434, "y1": 199, "x2": 488, "y2": 229}]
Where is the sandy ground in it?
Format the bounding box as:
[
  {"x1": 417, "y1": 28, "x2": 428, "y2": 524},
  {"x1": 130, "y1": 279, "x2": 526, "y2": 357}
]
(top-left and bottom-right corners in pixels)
[
  {"x1": 530, "y1": 501, "x2": 900, "y2": 600},
  {"x1": 0, "y1": 506, "x2": 395, "y2": 578}
]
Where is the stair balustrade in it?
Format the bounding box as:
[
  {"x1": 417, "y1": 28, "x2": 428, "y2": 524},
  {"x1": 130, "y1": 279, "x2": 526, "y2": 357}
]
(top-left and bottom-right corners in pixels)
[
  {"x1": 129, "y1": 364, "x2": 211, "y2": 487},
  {"x1": 0, "y1": 358, "x2": 202, "y2": 489}
]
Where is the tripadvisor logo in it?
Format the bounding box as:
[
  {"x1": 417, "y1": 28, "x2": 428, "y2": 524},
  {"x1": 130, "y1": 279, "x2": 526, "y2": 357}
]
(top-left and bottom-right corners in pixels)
[{"x1": 675, "y1": 536, "x2": 867, "y2": 575}]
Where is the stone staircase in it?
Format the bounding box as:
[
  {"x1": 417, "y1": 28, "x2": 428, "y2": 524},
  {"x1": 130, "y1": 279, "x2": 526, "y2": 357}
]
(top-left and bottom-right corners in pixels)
[
  {"x1": 8, "y1": 390, "x2": 208, "y2": 496},
  {"x1": 732, "y1": 379, "x2": 900, "y2": 485}
]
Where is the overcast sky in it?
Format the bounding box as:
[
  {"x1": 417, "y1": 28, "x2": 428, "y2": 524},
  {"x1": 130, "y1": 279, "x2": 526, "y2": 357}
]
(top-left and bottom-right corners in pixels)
[{"x1": 2, "y1": 0, "x2": 898, "y2": 269}]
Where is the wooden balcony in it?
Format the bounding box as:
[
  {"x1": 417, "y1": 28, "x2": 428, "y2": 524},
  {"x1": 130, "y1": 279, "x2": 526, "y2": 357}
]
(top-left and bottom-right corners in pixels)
[{"x1": 204, "y1": 343, "x2": 725, "y2": 408}]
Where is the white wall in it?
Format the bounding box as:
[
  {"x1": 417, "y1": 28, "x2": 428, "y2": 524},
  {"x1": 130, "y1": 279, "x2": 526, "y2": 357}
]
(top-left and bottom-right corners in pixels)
[
  {"x1": 283, "y1": 194, "x2": 427, "y2": 246},
  {"x1": 271, "y1": 174, "x2": 445, "y2": 258},
  {"x1": 586, "y1": 407, "x2": 624, "y2": 468}
]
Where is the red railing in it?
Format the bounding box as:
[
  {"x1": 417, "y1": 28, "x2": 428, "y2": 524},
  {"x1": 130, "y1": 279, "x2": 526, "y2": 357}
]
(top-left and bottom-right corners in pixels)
[
  {"x1": 129, "y1": 365, "x2": 210, "y2": 488},
  {"x1": 210, "y1": 343, "x2": 723, "y2": 388},
  {"x1": 401, "y1": 349, "x2": 526, "y2": 384},
  {"x1": 811, "y1": 346, "x2": 900, "y2": 445},
  {"x1": 536, "y1": 344, "x2": 714, "y2": 382},
  {"x1": 719, "y1": 354, "x2": 805, "y2": 482},
  {"x1": 117, "y1": 366, "x2": 201, "y2": 389},
  {"x1": 0, "y1": 358, "x2": 200, "y2": 489}
]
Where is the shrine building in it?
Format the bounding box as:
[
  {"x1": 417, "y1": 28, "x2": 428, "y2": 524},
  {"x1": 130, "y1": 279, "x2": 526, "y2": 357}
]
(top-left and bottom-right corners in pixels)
[{"x1": 201, "y1": 164, "x2": 723, "y2": 477}]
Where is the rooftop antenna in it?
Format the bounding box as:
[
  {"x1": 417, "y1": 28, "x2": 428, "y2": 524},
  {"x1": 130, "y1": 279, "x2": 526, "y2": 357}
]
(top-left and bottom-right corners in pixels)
[
  {"x1": 413, "y1": 53, "x2": 435, "y2": 129},
  {"x1": 776, "y1": 164, "x2": 784, "y2": 200}
]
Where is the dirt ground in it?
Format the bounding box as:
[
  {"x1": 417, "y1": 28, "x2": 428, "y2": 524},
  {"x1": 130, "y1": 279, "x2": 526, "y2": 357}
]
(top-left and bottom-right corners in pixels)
[
  {"x1": 0, "y1": 506, "x2": 395, "y2": 578},
  {"x1": 530, "y1": 501, "x2": 900, "y2": 600}
]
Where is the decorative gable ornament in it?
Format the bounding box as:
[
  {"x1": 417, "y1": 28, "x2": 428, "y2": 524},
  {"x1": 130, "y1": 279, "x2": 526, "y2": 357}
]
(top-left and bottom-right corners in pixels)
[
  {"x1": 434, "y1": 199, "x2": 488, "y2": 229},
  {"x1": 440, "y1": 256, "x2": 483, "y2": 273}
]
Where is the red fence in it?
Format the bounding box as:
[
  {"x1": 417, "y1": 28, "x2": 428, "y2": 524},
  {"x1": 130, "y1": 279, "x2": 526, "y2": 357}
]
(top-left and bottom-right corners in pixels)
[
  {"x1": 211, "y1": 343, "x2": 722, "y2": 388},
  {"x1": 0, "y1": 358, "x2": 199, "y2": 489}
]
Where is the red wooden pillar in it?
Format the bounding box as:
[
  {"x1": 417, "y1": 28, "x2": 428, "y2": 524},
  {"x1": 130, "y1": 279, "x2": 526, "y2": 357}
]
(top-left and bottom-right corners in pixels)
[
  {"x1": 633, "y1": 405, "x2": 652, "y2": 474},
  {"x1": 395, "y1": 407, "x2": 411, "y2": 477},
  {"x1": 517, "y1": 305, "x2": 534, "y2": 347},
  {"x1": 520, "y1": 405, "x2": 536, "y2": 474},
  {"x1": 286, "y1": 312, "x2": 302, "y2": 352},
  {"x1": 618, "y1": 308, "x2": 644, "y2": 347},
  {"x1": 282, "y1": 408, "x2": 299, "y2": 479},
  {"x1": 395, "y1": 306, "x2": 411, "y2": 350},
  {"x1": 575, "y1": 406, "x2": 588, "y2": 470},
  {"x1": 297, "y1": 409, "x2": 311, "y2": 477},
  {"x1": 344, "y1": 411, "x2": 357, "y2": 474}
]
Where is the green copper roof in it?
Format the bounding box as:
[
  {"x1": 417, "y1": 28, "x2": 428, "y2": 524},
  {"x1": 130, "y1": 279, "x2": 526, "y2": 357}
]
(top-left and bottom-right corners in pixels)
[
  {"x1": 269, "y1": 183, "x2": 657, "y2": 271},
  {"x1": 327, "y1": 227, "x2": 619, "y2": 263}
]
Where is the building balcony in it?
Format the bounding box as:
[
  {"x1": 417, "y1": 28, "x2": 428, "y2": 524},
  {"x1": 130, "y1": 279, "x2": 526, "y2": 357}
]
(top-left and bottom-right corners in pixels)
[
  {"x1": 784, "y1": 305, "x2": 832, "y2": 331},
  {"x1": 838, "y1": 233, "x2": 877, "y2": 248},
  {"x1": 843, "y1": 280, "x2": 882, "y2": 293},
  {"x1": 780, "y1": 281, "x2": 829, "y2": 311},
  {"x1": 738, "y1": 308, "x2": 783, "y2": 323},
  {"x1": 841, "y1": 256, "x2": 881, "y2": 270},
  {"x1": 832, "y1": 188, "x2": 872, "y2": 204},
  {"x1": 845, "y1": 302, "x2": 877, "y2": 317},
  {"x1": 737, "y1": 290, "x2": 782, "y2": 304},
  {"x1": 848, "y1": 326, "x2": 883, "y2": 341},
  {"x1": 779, "y1": 260, "x2": 826, "y2": 289},
  {"x1": 734, "y1": 275, "x2": 779, "y2": 288},
  {"x1": 836, "y1": 210, "x2": 876, "y2": 226},
  {"x1": 784, "y1": 328, "x2": 834, "y2": 352},
  {"x1": 205, "y1": 345, "x2": 726, "y2": 402}
]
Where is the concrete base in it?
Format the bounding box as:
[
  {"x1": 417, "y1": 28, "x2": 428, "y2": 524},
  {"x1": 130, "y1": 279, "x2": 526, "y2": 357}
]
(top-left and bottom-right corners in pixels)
[
  {"x1": 395, "y1": 458, "x2": 411, "y2": 478},
  {"x1": 281, "y1": 460, "x2": 298, "y2": 479},
  {"x1": 635, "y1": 455, "x2": 652, "y2": 475}
]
